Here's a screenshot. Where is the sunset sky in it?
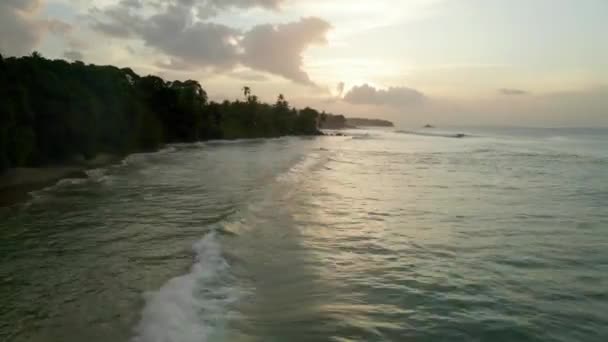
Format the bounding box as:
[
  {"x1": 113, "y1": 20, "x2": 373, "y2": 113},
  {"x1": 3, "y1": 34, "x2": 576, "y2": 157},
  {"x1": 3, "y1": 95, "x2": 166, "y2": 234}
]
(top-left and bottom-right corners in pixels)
[{"x1": 2, "y1": 0, "x2": 607, "y2": 127}]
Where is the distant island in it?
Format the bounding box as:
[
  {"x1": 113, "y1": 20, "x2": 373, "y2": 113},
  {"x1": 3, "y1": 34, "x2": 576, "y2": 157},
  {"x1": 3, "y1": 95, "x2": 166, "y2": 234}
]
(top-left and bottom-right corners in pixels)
[
  {"x1": 347, "y1": 118, "x2": 394, "y2": 127},
  {"x1": 320, "y1": 114, "x2": 394, "y2": 129}
]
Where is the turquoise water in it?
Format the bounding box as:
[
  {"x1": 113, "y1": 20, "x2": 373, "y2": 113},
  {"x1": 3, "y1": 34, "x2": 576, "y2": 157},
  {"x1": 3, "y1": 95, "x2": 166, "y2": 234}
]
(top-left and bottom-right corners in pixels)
[{"x1": 1, "y1": 128, "x2": 607, "y2": 341}]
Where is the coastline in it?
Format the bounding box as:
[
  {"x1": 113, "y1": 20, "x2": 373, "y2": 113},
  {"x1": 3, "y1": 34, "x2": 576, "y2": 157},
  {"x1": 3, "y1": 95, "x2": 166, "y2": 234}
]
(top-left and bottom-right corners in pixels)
[
  {"x1": 0, "y1": 133, "x2": 326, "y2": 208},
  {"x1": 0, "y1": 154, "x2": 123, "y2": 207}
]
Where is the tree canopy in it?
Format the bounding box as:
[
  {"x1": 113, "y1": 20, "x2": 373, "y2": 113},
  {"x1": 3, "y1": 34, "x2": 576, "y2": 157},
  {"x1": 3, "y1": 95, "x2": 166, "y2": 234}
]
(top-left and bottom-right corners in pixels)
[{"x1": 0, "y1": 53, "x2": 328, "y2": 171}]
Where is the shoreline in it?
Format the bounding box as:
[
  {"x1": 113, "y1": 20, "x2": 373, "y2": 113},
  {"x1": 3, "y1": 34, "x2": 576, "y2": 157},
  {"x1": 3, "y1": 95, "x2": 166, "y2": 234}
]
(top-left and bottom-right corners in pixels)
[
  {"x1": 0, "y1": 154, "x2": 123, "y2": 208},
  {"x1": 0, "y1": 134, "x2": 327, "y2": 208}
]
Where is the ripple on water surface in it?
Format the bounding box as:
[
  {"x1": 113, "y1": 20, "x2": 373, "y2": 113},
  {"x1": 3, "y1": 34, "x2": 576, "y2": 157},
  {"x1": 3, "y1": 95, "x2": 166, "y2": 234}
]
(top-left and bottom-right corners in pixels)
[{"x1": 1, "y1": 131, "x2": 608, "y2": 342}]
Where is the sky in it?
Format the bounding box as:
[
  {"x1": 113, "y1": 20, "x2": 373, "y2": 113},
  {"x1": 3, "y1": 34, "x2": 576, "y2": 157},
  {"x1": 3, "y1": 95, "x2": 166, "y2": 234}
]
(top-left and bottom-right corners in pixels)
[{"x1": 1, "y1": 0, "x2": 607, "y2": 127}]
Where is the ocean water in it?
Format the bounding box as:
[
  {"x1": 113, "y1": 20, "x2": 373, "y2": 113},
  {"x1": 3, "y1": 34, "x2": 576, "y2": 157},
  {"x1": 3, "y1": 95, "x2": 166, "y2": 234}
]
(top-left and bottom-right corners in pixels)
[{"x1": 1, "y1": 127, "x2": 607, "y2": 342}]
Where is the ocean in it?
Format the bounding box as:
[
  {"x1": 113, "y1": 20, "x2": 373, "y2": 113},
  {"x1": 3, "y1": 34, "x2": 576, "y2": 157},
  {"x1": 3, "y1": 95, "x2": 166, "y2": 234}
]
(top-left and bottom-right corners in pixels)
[{"x1": 1, "y1": 127, "x2": 607, "y2": 341}]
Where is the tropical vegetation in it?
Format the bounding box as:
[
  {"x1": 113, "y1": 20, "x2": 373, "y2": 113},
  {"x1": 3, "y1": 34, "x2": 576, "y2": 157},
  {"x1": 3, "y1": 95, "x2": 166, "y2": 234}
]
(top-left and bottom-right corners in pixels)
[{"x1": 0, "y1": 53, "x2": 326, "y2": 171}]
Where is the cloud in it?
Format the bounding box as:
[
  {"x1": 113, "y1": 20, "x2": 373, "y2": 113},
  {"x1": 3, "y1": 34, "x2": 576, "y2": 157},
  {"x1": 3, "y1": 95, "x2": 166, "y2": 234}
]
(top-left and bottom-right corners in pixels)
[
  {"x1": 0, "y1": 1, "x2": 74, "y2": 56},
  {"x1": 92, "y1": 21, "x2": 133, "y2": 39},
  {"x1": 91, "y1": 3, "x2": 241, "y2": 68},
  {"x1": 44, "y1": 19, "x2": 73, "y2": 35},
  {"x1": 119, "y1": 0, "x2": 143, "y2": 8},
  {"x1": 3, "y1": 0, "x2": 42, "y2": 12},
  {"x1": 143, "y1": 21, "x2": 240, "y2": 69},
  {"x1": 64, "y1": 50, "x2": 83, "y2": 61},
  {"x1": 206, "y1": 0, "x2": 285, "y2": 10},
  {"x1": 90, "y1": 0, "x2": 286, "y2": 38},
  {"x1": 89, "y1": 1, "x2": 330, "y2": 85},
  {"x1": 0, "y1": 0, "x2": 44, "y2": 56},
  {"x1": 343, "y1": 84, "x2": 426, "y2": 107},
  {"x1": 240, "y1": 17, "x2": 331, "y2": 85},
  {"x1": 383, "y1": 86, "x2": 608, "y2": 127},
  {"x1": 336, "y1": 82, "x2": 345, "y2": 97},
  {"x1": 89, "y1": 4, "x2": 141, "y2": 39},
  {"x1": 499, "y1": 88, "x2": 529, "y2": 96},
  {"x1": 229, "y1": 70, "x2": 269, "y2": 82}
]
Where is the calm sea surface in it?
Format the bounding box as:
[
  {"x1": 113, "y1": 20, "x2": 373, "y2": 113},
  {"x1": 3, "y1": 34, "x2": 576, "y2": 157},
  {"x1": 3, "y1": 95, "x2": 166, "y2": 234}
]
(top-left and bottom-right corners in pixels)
[{"x1": 1, "y1": 127, "x2": 607, "y2": 342}]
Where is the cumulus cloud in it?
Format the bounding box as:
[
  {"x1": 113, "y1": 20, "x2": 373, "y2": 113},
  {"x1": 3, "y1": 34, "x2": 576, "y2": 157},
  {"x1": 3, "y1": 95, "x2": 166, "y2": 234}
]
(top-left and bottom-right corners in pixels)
[
  {"x1": 337, "y1": 82, "x2": 345, "y2": 97},
  {"x1": 3, "y1": 0, "x2": 42, "y2": 12},
  {"x1": 89, "y1": 4, "x2": 140, "y2": 38},
  {"x1": 119, "y1": 0, "x2": 143, "y2": 8},
  {"x1": 241, "y1": 18, "x2": 331, "y2": 85},
  {"x1": 0, "y1": 0, "x2": 44, "y2": 56},
  {"x1": 343, "y1": 84, "x2": 426, "y2": 107},
  {"x1": 144, "y1": 22, "x2": 239, "y2": 69},
  {"x1": 206, "y1": 0, "x2": 284, "y2": 10},
  {"x1": 0, "y1": 0, "x2": 74, "y2": 56},
  {"x1": 107, "y1": 0, "x2": 285, "y2": 13},
  {"x1": 499, "y1": 88, "x2": 529, "y2": 96},
  {"x1": 229, "y1": 70, "x2": 269, "y2": 82},
  {"x1": 44, "y1": 19, "x2": 73, "y2": 35},
  {"x1": 89, "y1": 0, "x2": 329, "y2": 85},
  {"x1": 91, "y1": 2, "x2": 240, "y2": 68}
]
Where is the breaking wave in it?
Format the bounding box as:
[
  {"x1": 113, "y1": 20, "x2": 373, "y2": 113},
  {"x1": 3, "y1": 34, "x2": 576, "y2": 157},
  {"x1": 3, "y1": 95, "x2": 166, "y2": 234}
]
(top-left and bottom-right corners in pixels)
[{"x1": 132, "y1": 232, "x2": 241, "y2": 342}]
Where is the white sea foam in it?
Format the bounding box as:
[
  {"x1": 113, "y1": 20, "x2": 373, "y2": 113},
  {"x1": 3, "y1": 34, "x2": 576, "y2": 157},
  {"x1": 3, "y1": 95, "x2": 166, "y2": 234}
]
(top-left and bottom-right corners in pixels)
[
  {"x1": 132, "y1": 232, "x2": 241, "y2": 342},
  {"x1": 85, "y1": 168, "x2": 111, "y2": 183},
  {"x1": 27, "y1": 176, "x2": 87, "y2": 203},
  {"x1": 55, "y1": 177, "x2": 88, "y2": 186},
  {"x1": 122, "y1": 153, "x2": 151, "y2": 166},
  {"x1": 121, "y1": 147, "x2": 176, "y2": 167},
  {"x1": 159, "y1": 146, "x2": 178, "y2": 154},
  {"x1": 276, "y1": 152, "x2": 322, "y2": 183}
]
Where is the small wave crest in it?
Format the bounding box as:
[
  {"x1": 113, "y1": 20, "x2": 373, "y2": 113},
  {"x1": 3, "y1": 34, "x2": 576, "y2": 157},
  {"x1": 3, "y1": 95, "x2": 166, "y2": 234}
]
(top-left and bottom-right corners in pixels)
[
  {"x1": 84, "y1": 168, "x2": 113, "y2": 183},
  {"x1": 121, "y1": 147, "x2": 177, "y2": 167},
  {"x1": 276, "y1": 151, "x2": 329, "y2": 183},
  {"x1": 27, "y1": 175, "x2": 89, "y2": 203},
  {"x1": 55, "y1": 177, "x2": 88, "y2": 187},
  {"x1": 159, "y1": 146, "x2": 178, "y2": 154},
  {"x1": 132, "y1": 232, "x2": 241, "y2": 342}
]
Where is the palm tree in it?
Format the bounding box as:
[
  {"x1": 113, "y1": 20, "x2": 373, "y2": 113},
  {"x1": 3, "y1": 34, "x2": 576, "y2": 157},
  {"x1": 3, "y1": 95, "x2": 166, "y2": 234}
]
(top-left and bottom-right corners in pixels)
[
  {"x1": 275, "y1": 94, "x2": 289, "y2": 111},
  {"x1": 242, "y1": 86, "x2": 251, "y2": 98}
]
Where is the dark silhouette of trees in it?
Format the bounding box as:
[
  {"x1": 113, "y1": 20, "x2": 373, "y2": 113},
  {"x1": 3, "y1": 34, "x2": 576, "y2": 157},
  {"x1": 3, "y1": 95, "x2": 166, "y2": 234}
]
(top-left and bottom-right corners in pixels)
[
  {"x1": 242, "y1": 86, "x2": 251, "y2": 99},
  {"x1": 0, "y1": 55, "x2": 327, "y2": 171}
]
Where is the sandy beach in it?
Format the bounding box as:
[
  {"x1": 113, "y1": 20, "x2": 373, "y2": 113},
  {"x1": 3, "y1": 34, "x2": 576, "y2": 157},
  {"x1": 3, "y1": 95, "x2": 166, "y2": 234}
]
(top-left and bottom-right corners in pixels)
[{"x1": 0, "y1": 154, "x2": 121, "y2": 207}]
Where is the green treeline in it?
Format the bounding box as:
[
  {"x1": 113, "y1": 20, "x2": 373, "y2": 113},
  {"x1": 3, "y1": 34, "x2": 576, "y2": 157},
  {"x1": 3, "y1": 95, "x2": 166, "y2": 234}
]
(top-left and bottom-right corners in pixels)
[{"x1": 0, "y1": 53, "x2": 325, "y2": 171}]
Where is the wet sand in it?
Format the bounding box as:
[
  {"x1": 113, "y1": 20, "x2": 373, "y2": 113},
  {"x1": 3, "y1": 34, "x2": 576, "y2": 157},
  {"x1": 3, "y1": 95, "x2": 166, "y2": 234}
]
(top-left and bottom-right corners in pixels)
[{"x1": 0, "y1": 154, "x2": 121, "y2": 207}]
